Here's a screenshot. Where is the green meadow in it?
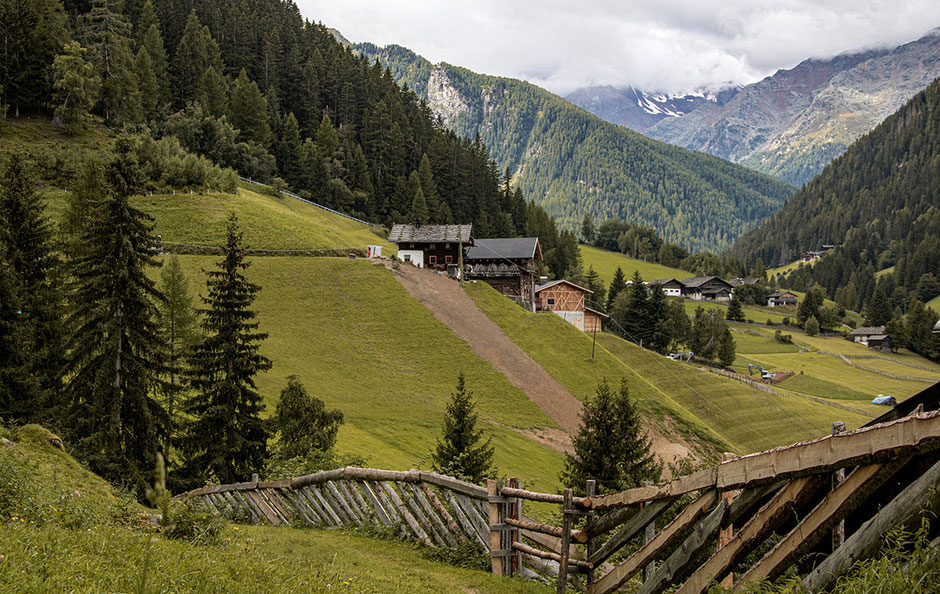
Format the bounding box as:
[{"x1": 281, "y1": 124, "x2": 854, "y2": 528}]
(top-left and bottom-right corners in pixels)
[{"x1": 579, "y1": 244, "x2": 690, "y2": 285}]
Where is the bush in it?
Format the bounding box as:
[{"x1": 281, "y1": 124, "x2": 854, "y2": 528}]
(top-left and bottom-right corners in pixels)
[{"x1": 782, "y1": 317, "x2": 790, "y2": 327}]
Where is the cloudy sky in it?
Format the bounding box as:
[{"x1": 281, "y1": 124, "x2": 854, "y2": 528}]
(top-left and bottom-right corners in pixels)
[{"x1": 295, "y1": 1, "x2": 940, "y2": 95}]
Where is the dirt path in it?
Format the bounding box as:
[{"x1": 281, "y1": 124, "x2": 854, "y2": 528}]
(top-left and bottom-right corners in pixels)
[{"x1": 387, "y1": 262, "x2": 583, "y2": 438}]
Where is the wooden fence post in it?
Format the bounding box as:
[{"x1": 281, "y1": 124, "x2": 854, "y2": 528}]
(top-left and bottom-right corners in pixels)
[
  {"x1": 717, "y1": 453, "x2": 737, "y2": 587},
  {"x1": 509, "y1": 477, "x2": 521, "y2": 576},
  {"x1": 641, "y1": 480, "x2": 657, "y2": 584},
  {"x1": 585, "y1": 479, "x2": 596, "y2": 586},
  {"x1": 488, "y1": 479, "x2": 503, "y2": 576},
  {"x1": 831, "y1": 421, "x2": 846, "y2": 552},
  {"x1": 557, "y1": 488, "x2": 574, "y2": 594}
]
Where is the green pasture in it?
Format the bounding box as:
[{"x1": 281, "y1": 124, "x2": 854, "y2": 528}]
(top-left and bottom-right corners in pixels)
[
  {"x1": 730, "y1": 328, "x2": 805, "y2": 354},
  {"x1": 580, "y1": 244, "x2": 690, "y2": 286},
  {"x1": 684, "y1": 300, "x2": 789, "y2": 323}
]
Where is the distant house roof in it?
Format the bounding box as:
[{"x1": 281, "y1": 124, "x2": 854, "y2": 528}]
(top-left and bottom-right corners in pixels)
[
  {"x1": 388, "y1": 224, "x2": 472, "y2": 244},
  {"x1": 850, "y1": 326, "x2": 886, "y2": 337},
  {"x1": 535, "y1": 279, "x2": 593, "y2": 294},
  {"x1": 702, "y1": 287, "x2": 732, "y2": 295},
  {"x1": 585, "y1": 306, "x2": 609, "y2": 318},
  {"x1": 768, "y1": 291, "x2": 797, "y2": 299},
  {"x1": 680, "y1": 276, "x2": 731, "y2": 289},
  {"x1": 650, "y1": 278, "x2": 683, "y2": 286},
  {"x1": 867, "y1": 335, "x2": 889, "y2": 341},
  {"x1": 465, "y1": 237, "x2": 541, "y2": 261},
  {"x1": 729, "y1": 278, "x2": 760, "y2": 287}
]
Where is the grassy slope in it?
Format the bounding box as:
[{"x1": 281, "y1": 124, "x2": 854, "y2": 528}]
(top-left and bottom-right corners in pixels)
[
  {"x1": 927, "y1": 293, "x2": 940, "y2": 313},
  {"x1": 465, "y1": 281, "x2": 865, "y2": 454},
  {"x1": 580, "y1": 244, "x2": 690, "y2": 286},
  {"x1": 0, "y1": 424, "x2": 547, "y2": 594},
  {"x1": 168, "y1": 256, "x2": 564, "y2": 492}
]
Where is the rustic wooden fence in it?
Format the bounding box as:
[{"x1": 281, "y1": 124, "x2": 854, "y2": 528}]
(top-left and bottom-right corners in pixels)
[{"x1": 182, "y1": 393, "x2": 940, "y2": 591}]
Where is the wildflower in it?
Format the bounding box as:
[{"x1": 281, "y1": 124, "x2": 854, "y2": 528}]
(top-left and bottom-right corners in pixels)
[{"x1": 233, "y1": 526, "x2": 239, "y2": 531}]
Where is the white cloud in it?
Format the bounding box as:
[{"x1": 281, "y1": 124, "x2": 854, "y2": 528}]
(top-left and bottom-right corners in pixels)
[{"x1": 296, "y1": 1, "x2": 940, "y2": 94}]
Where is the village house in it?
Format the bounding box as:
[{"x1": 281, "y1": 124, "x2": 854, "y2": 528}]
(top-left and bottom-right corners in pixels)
[
  {"x1": 802, "y1": 251, "x2": 824, "y2": 262},
  {"x1": 678, "y1": 276, "x2": 734, "y2": 301},
  {"x1": 767, "y1": 290, "x2": 798, "y2": 307},
  {"x1": 729, "y1": 278, "x2": 760, "y2": 287},
  {"x1": 650, "y1": 278, "x2": 683, "y2": 297},
  {"x1": 388, "y1": 224, "x2": 473, "y2": 273},
  {"x1": 464, "y1": 237, "x2": 542, "y2": 311},
  {"x1": 849, "y1": 326, "x2": 890, "y2": 349},
  {"x1": 534, "y1": 279, "x2": 607, "y2": 332}
]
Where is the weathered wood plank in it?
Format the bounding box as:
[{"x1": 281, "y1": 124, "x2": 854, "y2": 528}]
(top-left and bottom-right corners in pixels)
[
  {"x1": 308, "y1": 486, "x2": 343, "y2": 526},
  {"x1": 513, "y1": 542, "x2": 593, "y2": 570},
  {"x1": 298, "y1": 486, "x2": 332, "y2": 526},
  {"x1": 588, "y1": 490, "x2": 718, "y2": 594},
  {"x1": 359, "y1": 481, "x2": 392, "y2": 525},
  {"x1": 410, "y1": 483, "x2": 457, "y2": 547},
  {"x1": 381, "y1": 481, "x2": 432, "y2": 546},
  {"x1": 488, "y1": 480, "x2": 503, "y2": 576},
  {"x1": 557, "y1": 489, "x2": 574, "y2": 594},
  {"x1": 286, "y1": 488, "x2": 322, "y2": 525},
  {"x1": 801, "y1": 457, "x2": 940, "y2": 592},
  {"x1": 586, "y1": 411, "x2": 940, "y2": 511},
  {"x1": 588, "y1": 496, "x2": 676, "y2": 566},
  {"x1": 737, "y1": 461, "x2": 902, "y2": 586},
  {"x1": 401, "y1": 483, "x2": 447, "y2": 547},
  {"x1": 336, "y1": 481, "x2": 365, "y2": 520},
  {"x1": 260, "y1": 488, "x2": 295, "y2": 523},
  {"x1": 422, "y1": 483, "x2": 464, "y2": 544},
  {"x1": 344, "y1": 481, "x2": 373, "y2": 521},
  {"x1": 677, "y1": 477, "x2": 822, "y2": 594},
  {"x1": 245, "y1": 490, "x2": 281, "y2": 525},
  {"x1": 584, "y1": 505, "x2": 641, "y2": 537},
  {"x1": 504, "y1": 517, "x2": 587, "y2": 544},
  {"x1": 455, "y1": 492, "x2": 490, "y2": 544},
  {"x1": 501, "y1": 486, "x2": 587, "y2": 507},
  {"x1": 286, "y1": 467, "x2": 488, "y2": 500},
  {"x1": 371, "y1": 481, "x2": 406, "y2": 537},
  {"x1": 326, "y1": 481, "x2": 361, "y2": 525}
]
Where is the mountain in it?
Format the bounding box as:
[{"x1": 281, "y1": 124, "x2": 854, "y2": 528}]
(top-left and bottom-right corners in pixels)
[
  {"x1": 565, "y1": 85, "x2": 738, "y2": 134},
  {"x1": 729, "y1": 77, "x2": 940, "y2": 330},
  {"x1": 640, "y1": 31, "x2": 940, "y2": 185},
  {"x1": 354, "y1": 43, "x2": 794, "y2": 253}
]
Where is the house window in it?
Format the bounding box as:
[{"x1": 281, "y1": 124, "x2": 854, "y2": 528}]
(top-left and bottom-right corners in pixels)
[
  {"x1": 429, "y1": 255, "x2": 437, "y2": 266},
  {"x1": 547, "y1": 298, "x2": 555, "y2": 305},
  {"x1": 445, "y1": 243, "x2": 451, "y2": 248},
  {"x1": 445, "y1": 255, "x2": 453, "y2": 264},
  {"x1": 429, "y1": 244, "x2": 436, "y2": 249},
  {"x1": 403, "y1": 254, "x2": 411, "y2": 263},
  {"x1": 409, "y1": 243, "x2": 415, "y2": 249}
]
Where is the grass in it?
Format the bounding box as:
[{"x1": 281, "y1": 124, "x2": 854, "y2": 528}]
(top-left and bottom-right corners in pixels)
[
  {"x1": 778, "y1": 373, "x2": 876, "y2": 402},
  {"x1": 927, "y1": 293, "x2": 940, "y2": 313},
  {"x1": 135, "y1": 184, "x2": 394, "y2": 252},
  {"x1": 465, "y1": 281, "x2": 869, "y2": 454},
  {"x1": 729, "y1": 328, "x2": 804, "y2": 354},
  {"x1": 767, "y1": 258, "x2": 809, "y2": 278},
  {"x1": 166, "y1": 256, "x2": 565, "y2": 492},
  {"x1": 0, "y1": 423, "x2": 549, "y2": 594},
  {"x1": 580, "y1": 244, "x2": 690, "y2": 285},
  {"x1": 684, "y1": 300, "x2": 789, "y2": 323}
]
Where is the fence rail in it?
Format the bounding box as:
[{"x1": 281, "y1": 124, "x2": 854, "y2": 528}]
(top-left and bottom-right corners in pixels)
[{"x1": 238, "y1": 177, "x2": 372, "y2": 226}]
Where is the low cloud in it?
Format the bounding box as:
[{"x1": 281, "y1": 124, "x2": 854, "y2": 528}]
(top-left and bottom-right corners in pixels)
[{"x1": 297, "y1": 1, "x2": 940, "y2": 94}]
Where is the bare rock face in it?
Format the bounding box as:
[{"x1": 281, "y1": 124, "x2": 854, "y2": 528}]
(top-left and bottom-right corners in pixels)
[{"x1": 426, "y1": 65, "x2": 469, "y2": 126}]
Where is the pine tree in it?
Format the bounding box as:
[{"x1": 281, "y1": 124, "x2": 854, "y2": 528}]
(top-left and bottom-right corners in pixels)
[
  {"x1": 613, "y1": 271, "x2": 650, "y2": 345},
  {"x1": 581, "y1": 213, "x2": 595, "y2": 244},
  {"x1": 51, "y1": 41, "x2": 101, "y2": 134},
  {"x1": 136, "y1": 1, "x2": 170, "y2": 105},
  {"x1": 270, "y1": 375, "x2": 344, "y2": 460},
  {"x1": 63, "y1": 141, "x2": 167, "y2": 489},
  {"x1": 864, "y1": 284, "x2": 892, "y2": 327},
  {"x1": 181, "y1": 214, "x2": 271, "y2": 485},
  {"x1": 562, "y1": 379, "x2": 660, "y2": 494},
  {"x1": 134, "y1": 46, "x2": 159, "y2": 121},
  {"x1": 409, "y1": 187, "x2": 429, "y2": 224},
  {"x1": 82, "y1": 0, "x2": 141, "y2": 124},
  {"x1": 0, "y1": 245, "x2": 32, "y2": 421},
  {"x1": 717, "y1": 327, "x2": 736, "y2": 366},
  {"x1": 431, "y1": 373, "x2": 494, "y2": 484},
  {"x1": 583, "y1": 266, "x2": 606, "y2": 308},
  {"x1": 0, "y1": 154, "x2": 65, "y2": 420},
  {"x1": 157, "y1": 255, "x2": 198, "y2": 459},
  {"x1": 230, "y1": 69, "x2": 271, "y2": 145},
  {"x1": 726, "y1": 295, "x2": 745, "y2": 322},
  {"x1": 606, "y1": 266, "x2": 627, "y2": 311},
  {"x1": 417, "y1": 153, "x2": 440, "y2": 221},
  {"x1": 173, "y1": 9, "x2": 223, "y2": 109}
]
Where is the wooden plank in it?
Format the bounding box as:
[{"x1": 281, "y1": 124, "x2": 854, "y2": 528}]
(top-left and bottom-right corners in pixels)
[
  {"x1": 223, "y1": 491, "x2": 259, "y2": 524},
  {"x1": 401, "y1": 483, "x2": 447, "y2": 547},
  {"x1": 588, "y1": 496, "x2": 676, "y2": 566},
  {"x1": 245, "y1": 490, "x2": 281, "y2": 525},
  {"x1": 801, "y1": 457, "x2": 940, "y2": 592},
  {"x1": 326, "y1": 481, "x2": 361, "y2": 524},
  {"x1": 371, "y1": 481, "x2": 406, "y2": 537},
  {"x1": 359, "y1": 481, "x2": 391, "y2": 525},
  {"x1": 422, "y1": 483, "x2": 464, "y2": 544},
  {"x1": 288, "y1": 467, "x2": 489, "y2": 501},
  {"x1": 260, "y1": 488, "x2": 295, "y2": 523},
  {"x1": 505, "y1": 517, "x2": 587, "y2": 543},
  {"x1": 634, "y1": 497, "x2": 729, "y2": 594},
  {"x1": 588, "y1": 490, "x2": 718, "y2": 594},
  {"x1": 309, "y1": 486, "x2": 344, "y2": 526},
  {"x1": 456, "y1": 492, "x2": 490, "y2": 543},
  {"x1": 677, "y1": 477, "x2": 822, "y2": 594},
  {"x1": 584, "y1": 505, "x2": 641, "y2": 537},
  {"x1": 502, "y1": 486, "x2": 587, "y2": 507},
  {"x1": 737, "y1": 461, "x2": 902, "y2": 586},
  {"x1": 557, "y1": 489, "x2": 574, "y2": 594},
  {"x1": 410, "y1": 483, "x2": 457, "y2": 547},
  {"x1": 585, "y1": 479, "x2": 597, "y2": 586},
  {"x1": 513, "y1": 541, "x2": 593, "y2": 570},
  {"x1": 344, "y1": 481, "x2": 373, "y2": 521},
  {"x1": 298, "y1": 486, "x2": 333, "y2": 526},
  {"x1": 285, "y1": 488, "x2": 321, "y2": 526},
  {"x1": 488, "y1": 480, "x2": 503, "y2": 576},
  {"x1": 381, "y1": 481, "x2": 432, "y2": 546},
  {"x1": 447, "y1": 489, "x2": 487, "y2": 548},
  {"x1": 587, "y1": 411, "x2": 940, "y2": 511},
  {"x1": 336, "y1": 481, "x2": 365, "y2": 520}
]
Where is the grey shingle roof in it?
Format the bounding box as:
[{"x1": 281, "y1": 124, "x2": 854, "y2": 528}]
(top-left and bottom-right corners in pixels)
[
  {"x1": 850, "y1": 326, "x2": 886, "y2": 336},
  {"x1": 465, "y1": 237, "x2": 540, "y2": 261},
  {"x1": 680, "y1": 276, "x2": 731, "y2": 288},
  {"x1": 388, "y1": 224, "x2": 472, "y2": 244}
]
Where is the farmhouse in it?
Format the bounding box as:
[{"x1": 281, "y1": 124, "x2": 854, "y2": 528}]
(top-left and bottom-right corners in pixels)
[
  {"x1": 679, "y1": 276, "x2": 734, "y2": 301},
  {"x1": 650, "y1": 278, "x2": 683, "y2": 297},
  {"x1": 849, "y1": 326, "x2": 888, "y2": 347},
  {"x1": 729, "y1": 277, "x2": 760, "y2": 287},
  {"x1": 802, "y1": 251, "x2": 824, "y2": 262},
  {"x1": 388, "y1": 224, "x2": 473, "y2": 272},
  {"x1": 464, "y1": 237, "x2": 542, "y2": 311},
  {"x1": 534, "y1": 279, "x2": 607, "y2": 332},
  {"x1": 767, "y1": 290, "x2": 798, "y2": 307}
]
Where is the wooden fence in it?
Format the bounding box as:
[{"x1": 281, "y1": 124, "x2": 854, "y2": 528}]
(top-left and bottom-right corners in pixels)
[{"x1": 182, "y1": 394, "x2": 940, "y2": 591}]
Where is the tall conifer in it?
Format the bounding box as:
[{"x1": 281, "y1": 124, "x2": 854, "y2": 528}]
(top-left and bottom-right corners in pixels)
[
  {"x1": 431, "y1": 373, "x2": 494, "y2": 484},
  {"x1": 181, "y1": 214, "x2": 271, "y2": 485}
]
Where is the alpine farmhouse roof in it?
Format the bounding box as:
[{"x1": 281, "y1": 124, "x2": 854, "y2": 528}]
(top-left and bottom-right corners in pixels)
[
  {"x1": 388, "y1": 224, "x2": 473, "y2": 244},
  {"x1": 465, "y1": 237, "x2": 541, "y2": 261},
  {"x1": 680, "y1": 276, "x2": 732, "y2": 288},
  {"x1": 849, "y1": 326, "x2": 887, "y2": 337},
  {"x1": 534, "y1": 279, "x2": 593, "y2": 294}
]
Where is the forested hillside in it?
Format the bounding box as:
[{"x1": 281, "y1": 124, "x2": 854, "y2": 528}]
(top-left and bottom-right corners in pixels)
[
  {"x1": 729, "y1": 78, "x2": 940, "y2": 358},
  {"x1": 1, "y1": 0, "x2": 580, "y2": 277},
  {"x1": 354, "y1": 43, "x2": 795, "y2": 253}
]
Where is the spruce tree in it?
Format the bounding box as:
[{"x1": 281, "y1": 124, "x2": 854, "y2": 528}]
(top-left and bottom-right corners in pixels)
[
  {"x1": 583, "y1": 266, "x2": 606, "y2": 308},
  {"x1": 134, "y1": 47, "x2": 159, "y2": 121},
  {"x1": 804, "y1": 315, "x2": 820, "y2": 337},
  {"x1": 417, "y1": 153, "x2": 440, "y2": 221},
  {"x1": 717, "y1": 327, "x2": 736, "y2": 366},
  {"x1": 0, "y1": 154, "x2": 65, "y2": 420},
  {"x1": 63, "y1": 141, "x2": 167, "y2": 489},
  {"x1": 230, "y1": 69, "x2": 271, "y2": 145},
  {"x1": 726, "y1": 294, "x2": 745, "y2": 322},
  {"x1": 82, "y1": 0, "x2": 141, "y2": 124},
  {"x1": 270, "y1": 375, "x2": 344, "y2": 460},
  {"x1": 157, "y1": 255, "x2": 198, "y2": 459},
  {"x1": 0, "y1": 246, "x2": 32, "y2": 421},
  {"x1": 606, "y1": 266, "x2": 627, "y2": 311},
  {"x1": 181, "y1": 214, "x2": 271, "y2": 485},
  {"x1": 136, "y1": 1, "x2": 170, "y2": 105},
  {"x1": 409, "y1": 188, "x2": 429, "y2": 224},
  {"x1": 562, "y1": 379, "x2": 660, "y2": 494},
  {"x1": 864, "y1": 284, "x2": 892, "y2": 327},
  {"x1": 431, "y1": 373, "x2": 494, "y2": 484},
  {"x1": 51, "y1": 41, "x2": 101, "y2": 134}
]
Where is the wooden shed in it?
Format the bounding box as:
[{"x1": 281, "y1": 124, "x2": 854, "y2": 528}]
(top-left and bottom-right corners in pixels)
[
  {"x1": 465, "y1": 237, "x2": 542, "y2": 311},
  {"x1": 534, "y1": 279, "x2": 607, "y2": 332}
]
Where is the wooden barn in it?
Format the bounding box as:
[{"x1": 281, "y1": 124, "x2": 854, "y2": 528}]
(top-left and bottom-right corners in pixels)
[
  {"x1": 534, "y1": 279, "x2": 607, "y2": 332},
  {"x1": 464, "y1": 237, "x2": 542, "y2": 311},
  {"x1": 388, "y1": 224, "x2": 473, "y2": 272},
  {"x1": 767, "y1": 290, "x2": 798, "y2": 307},
  {"x1": 679, "y1": 276, "x2": 734, "y2": 301}
]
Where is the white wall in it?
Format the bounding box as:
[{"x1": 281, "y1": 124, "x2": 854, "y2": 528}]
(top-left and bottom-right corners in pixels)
[
  {"x1": 555, "y1": 311, "x2": 585, "y2": 331},
  {"x1": 398, "y1": 250, "x2": 424, "y2": 267}
]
